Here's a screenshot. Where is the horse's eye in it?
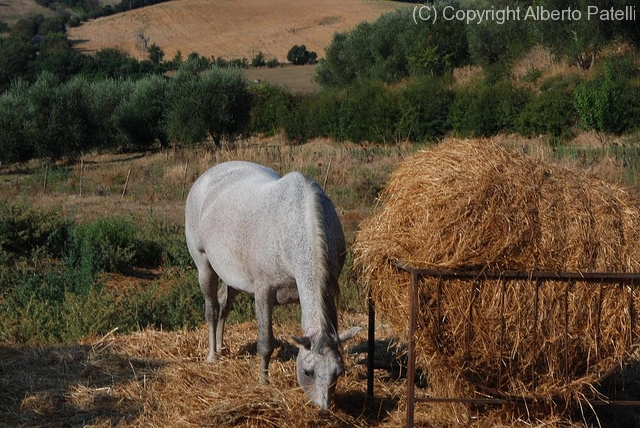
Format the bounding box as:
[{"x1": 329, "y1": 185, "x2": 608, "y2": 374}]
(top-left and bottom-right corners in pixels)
[{"x1": 304, "y1": 369, "x2": 314, "y2": 378}]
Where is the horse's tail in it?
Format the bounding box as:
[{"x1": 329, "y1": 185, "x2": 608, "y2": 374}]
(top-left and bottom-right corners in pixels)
[{"x1": 305, "y1": 179, "x2": 339, "y2": 335}]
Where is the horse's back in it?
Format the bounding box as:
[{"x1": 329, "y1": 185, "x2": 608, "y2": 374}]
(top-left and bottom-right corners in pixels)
[{"x1": 185, "y1": 161, "x2": 340, "y2": 294}]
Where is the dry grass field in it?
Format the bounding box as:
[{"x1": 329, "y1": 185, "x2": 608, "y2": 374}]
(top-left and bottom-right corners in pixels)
[
  {"x1": 67, "y1": 0, "x2": 405, "y2": 62},
  {"x1": 0, "y1": 0, "x2": 53, "y2": 25},
  {"x1": 245, "y1": 64, "x2": 320, "y2": 93}
]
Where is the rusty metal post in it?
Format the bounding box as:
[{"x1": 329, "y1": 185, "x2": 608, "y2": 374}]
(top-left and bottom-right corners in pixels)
[
  {"x1": 629, "y1": 281, "x2": 636, "y2": 349},
  {"x1": 367, "y1": 286, "x2": 375, "y2": 399},
  {"x1": 406, "y1": 268, "x2": 419, "y2": 428}
]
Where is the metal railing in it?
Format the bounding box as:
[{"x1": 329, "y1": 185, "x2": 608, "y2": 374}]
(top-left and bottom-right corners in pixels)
[{"x1": 367, "y1": 262, "x2": 640, "y2": 428}]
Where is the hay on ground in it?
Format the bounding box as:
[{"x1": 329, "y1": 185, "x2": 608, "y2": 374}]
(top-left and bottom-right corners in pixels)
[{"x1": 354, "y1": 138, "x2": 640, "y2": 416}]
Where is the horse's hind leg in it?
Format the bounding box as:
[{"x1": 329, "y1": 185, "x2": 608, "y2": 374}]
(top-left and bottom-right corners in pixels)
[
  {"x1": 197, "y1": 261, "x2": 220, "y2": 363},
  {"x1": 216, "y1": 283, "x2": 239, "y2": 354},
  {"x1": 254, "y1": 286, "x2": 276, "y2": 383}
]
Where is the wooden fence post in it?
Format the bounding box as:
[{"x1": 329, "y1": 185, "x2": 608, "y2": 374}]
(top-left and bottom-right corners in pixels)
[{"x1": 122, "y1": 167, "x2": 131, "y2": 198}]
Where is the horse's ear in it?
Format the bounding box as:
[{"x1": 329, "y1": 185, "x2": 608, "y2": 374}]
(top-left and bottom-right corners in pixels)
[
  {"x1": 292, "y1": 335, "x2": 312, "y2": 350},
  {"x1": 338, "y1": 326, "x2": 361, "y2": 343}
]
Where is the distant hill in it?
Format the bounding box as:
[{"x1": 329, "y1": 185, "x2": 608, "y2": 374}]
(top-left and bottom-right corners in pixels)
[{"x1": 67, "y1": 0, "x2": 405, "y2": 62}]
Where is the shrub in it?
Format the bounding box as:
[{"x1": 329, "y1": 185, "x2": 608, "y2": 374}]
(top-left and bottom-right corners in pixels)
[
  {"x1": 306, "y1": 88, "x2": 348, "y2": 141},
  {"x1": 67, "y1": 216, "x2": 139, "y2": 274},
  {"x1": 449, "y1": 84, "x2": 499, "y2": 137},
  {"x1": 283, "y1": 93, "x2": 312, "y2": 143},
  {"x1": 450, "y1": 81, "x2": 533, "y2": 137},
  {"x1": 287, "y1": 45, "x2": 317, "y2": 65},
  {"x1": 517, "y1": 89, "x2": 576, "y2": 139},
  {"x1": 341, "y1": 80, "x2": 399, "y2": 143},
  {"x1": 0, "y1": 203, "x2": 71, "y2": 260},
  {"x1": 89, "y1": 78, "x2": 136, "y2": 150},
  {"x1": 397, "y1": 76, "x2": 454, "y2": 142},
  {"x1": 574, "y1": 62, "x2": 626, "y2": 135},
  {"x1": 249, "y1": 82, "x2": 292, "y2": 136},
  {"x1": 165, "y1": 69, "x2": 208, "y2": 145},
  {"x1": 266, "y1": 58, "x2": 280, "y2": 68},
  {"x1": 317, "y1": 7, "x2": 470, "y2": 87},
  {"x1": 119, "y1": 276, "x2": 203, "y2": 331},
  {"x1": 251, "y1": 51, "x2": 266, "y2": 68}
]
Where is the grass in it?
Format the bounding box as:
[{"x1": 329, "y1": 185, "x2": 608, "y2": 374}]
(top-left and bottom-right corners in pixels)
[
  {"x1": 0, "y1": 137, "x2": 414, "y2": 346},
  {"x1": 245, "y1": 64, "x2": 320, "y2": 93}
]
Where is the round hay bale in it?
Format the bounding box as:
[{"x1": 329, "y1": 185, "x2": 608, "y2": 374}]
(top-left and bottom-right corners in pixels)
[{"x1": 354, "y1": 138, "x2": 640, "y2": 408}]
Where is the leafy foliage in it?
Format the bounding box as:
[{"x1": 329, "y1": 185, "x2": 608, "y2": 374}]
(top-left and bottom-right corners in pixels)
[
  {"x1": 286, "y1": 45, "x2": 317, "y2": 65},
  {"x1": 574, "y1": 62, "x2": 626, "y2": 135},
  {"x1": 317, "y1": 6, "x2": 469, "y2": 87},
  {"x1": 0, "y1": 204, "x2": 187, "y2": 345}
]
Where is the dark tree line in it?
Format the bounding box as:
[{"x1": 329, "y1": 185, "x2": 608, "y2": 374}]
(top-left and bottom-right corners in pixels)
[{"x1": 0, "y1": 66, "x2": 252, "y2": 164}]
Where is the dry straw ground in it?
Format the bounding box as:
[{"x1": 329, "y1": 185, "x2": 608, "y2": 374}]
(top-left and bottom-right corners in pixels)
[
  {"x1": 354, "y1": 138, "x2": 640, "y2": 424},
  {"x1": 67, "y1": 0, "x2": 404, "y2": 62},
  {"x1": 1, "y1": 317, "x2": 416, "y2": 427}
]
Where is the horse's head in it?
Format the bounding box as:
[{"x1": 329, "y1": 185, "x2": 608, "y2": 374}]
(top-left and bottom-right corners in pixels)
[{"x1": 292, "y1": 326, "x2": 360, "y2": 409}]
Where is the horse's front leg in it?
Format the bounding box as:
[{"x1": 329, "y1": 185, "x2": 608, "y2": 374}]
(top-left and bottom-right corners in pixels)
[
  {"x1": 198, "y1": 265, "x2": 220, "y2": 363},
  {"x1": 254, "y1": 286, "x2": 276, "y2": 383}
]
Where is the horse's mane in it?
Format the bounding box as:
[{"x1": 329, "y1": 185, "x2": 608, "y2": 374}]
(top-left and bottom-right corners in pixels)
[{"x1": 306, "y1": 180, "x2": 340, "y2": 346}]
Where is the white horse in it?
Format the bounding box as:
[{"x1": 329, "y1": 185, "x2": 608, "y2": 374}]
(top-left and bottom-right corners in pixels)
[{"x1": 185, "y1": 161, "x2": 359, "y2": 409}]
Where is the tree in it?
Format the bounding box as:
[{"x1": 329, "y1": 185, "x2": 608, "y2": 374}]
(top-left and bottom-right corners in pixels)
[
  {"x1": 200, "y1": 67, "x2": 252, "y2": 144},
  {"x1": 148, "y1": 43, "x2": 164, "y2": 64},
  {"x1": 29, "y1": 73, "x2": 96, "y2": 160},
  {"x1": 165, "y1": 65, "x2": 252, "y2": 146},
  {"x1": 114, "y1": 75, "x2": 169, "y2": 148},
  {"x1": 287, "y1": 45, "x2": 317, "y2": 65},
  {"x1": 0, "y1": 37, "x2": 38, "y2": 91},
  {"x1": 0, "y1": 81, "x2": 35, "y2": 164},
  {"x1": 532, "y1": 0, "x2": 634, "y2": 70},
  {"x1": 574, "y1": 62, "x2": 624, "y2": 136},
  {"x1": 251, "y1": 51, "x2": 266, "y2": 68}
]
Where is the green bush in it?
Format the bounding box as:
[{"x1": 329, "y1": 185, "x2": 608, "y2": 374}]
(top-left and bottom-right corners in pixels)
[
  {"x1": 29, "y1": 73, "x2": 96, "y2": 160},
  {"x1": 0, "y1": 257, "x2": 105, "y2": 344},
  {"x1": 283, "y1": 93, "x2": 312, "y2": 143},
  {"x1": 449, "y1": 84, "x2": 498, "y2": 137},
  {"x1": 119, "y1": 276, "x2": 203, "y2": 331},
  {"x1": 397, "y1": 76, "x2": 454, "y2": 141},
  {"x1": 251, "y1": 51, "x2": 266, "y2": 68},
  {"x1": 89, "y1": 78, "x2": 136, "y2": 150},
  {"x1": 450, "y1": 81, "x2": 533, "y2": 137},
  {"x1": 165, "y1": 69, "x2": 208, "y2": 145},
  {"x1": 574, "y1": 62, "x2": 626, "y2": 135},
  {"x1": 67, "y1": 216, "x2": 139, "y2": 274},
  {"x1": 0, "y1": 202, "x2": 70, "y2": 259},
  {"x1": 306, "y1": 88, "x2": 348, "y2": 141},
  {"x1": 517, "y1": 89, "x2": 576, "y2": 139},
  {"x1": 341, "y1": 80, "x2": 400, "y2": 143},
  {"x1": 317, "y1": 7, "x2": 469, "y2": 87},
  {"x1": 621, "y1": 83, "x2": 640, "y2": 132},
  {"x1": 249, "y1": 82, "x2": 292, "y2": 136},
  {"x1": 286, "y1": 45, "x2": 317, "y2": 65}
]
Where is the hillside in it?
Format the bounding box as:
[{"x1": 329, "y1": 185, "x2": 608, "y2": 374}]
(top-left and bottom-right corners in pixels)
[
  {"x1": 0, "y1": 0, "x2": 53, "y2": 25},
  {"x1": 67, "y1": 0, "x2": 405, "y2": 62}
]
